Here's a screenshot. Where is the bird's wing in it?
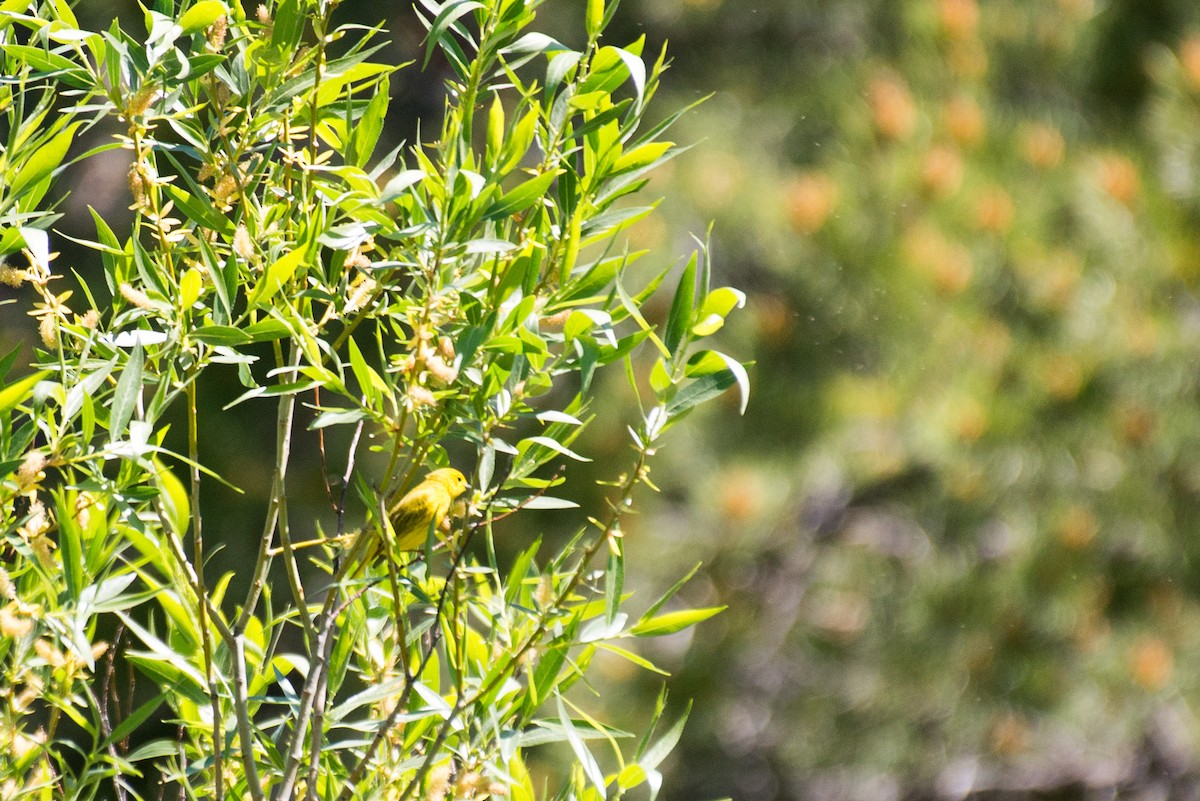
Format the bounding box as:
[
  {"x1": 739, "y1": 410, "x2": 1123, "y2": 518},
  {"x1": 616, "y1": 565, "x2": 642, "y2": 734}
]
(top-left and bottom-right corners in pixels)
[{"x1": 391, "y1": 486, "x2": 450, "y2": 551}]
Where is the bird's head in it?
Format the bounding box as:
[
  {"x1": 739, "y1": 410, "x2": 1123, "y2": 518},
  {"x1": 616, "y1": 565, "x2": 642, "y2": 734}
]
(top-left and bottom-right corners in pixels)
[{"x1": 428, "y1": 467, "x2": 468, "y2": 498}]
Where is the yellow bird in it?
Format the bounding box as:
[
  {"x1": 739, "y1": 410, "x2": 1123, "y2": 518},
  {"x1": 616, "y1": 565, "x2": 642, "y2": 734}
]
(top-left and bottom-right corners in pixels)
[{"x1": 351, "y1": 467, "x2": 469, "y2": 574}]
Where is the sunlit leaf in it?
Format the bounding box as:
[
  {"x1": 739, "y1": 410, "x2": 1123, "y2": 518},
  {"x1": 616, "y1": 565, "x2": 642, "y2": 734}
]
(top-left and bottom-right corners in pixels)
[
  {"x1": 9, "y1": 121, "x2": 81, "y2": 198},
  {"x1": 424, "y1": 0, "x2": 484, "y2": 68},
  {"x1": 665, "y1": 351, "x2": 749, "y2": 417},
  {"x1": 177, "y1": 0, "x2": 226, "y2": 34},
  {"x1": 690, "y1": 286, "x2": 746, "y2": 337},
  {"x1": 630, "y1": 606, "x2": 726, "y2": 637},
  {"x1": 485, "y1": 170, "x2": 562, "y2": 219},
  {"x1": 247, "y1": 247, "x2": 306, "y2": 307},
  {"x1": 154, "y1": 459, "x2": 190, "y2": 537},
  {"x1": 0, "y1": 370, "x2": 50, "y2": 417}
]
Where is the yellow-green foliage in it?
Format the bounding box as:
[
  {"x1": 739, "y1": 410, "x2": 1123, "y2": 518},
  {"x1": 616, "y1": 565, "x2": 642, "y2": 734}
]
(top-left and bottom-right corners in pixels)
[{"x1": 0, "y1": 1, "x2": 743, "y2": 799}]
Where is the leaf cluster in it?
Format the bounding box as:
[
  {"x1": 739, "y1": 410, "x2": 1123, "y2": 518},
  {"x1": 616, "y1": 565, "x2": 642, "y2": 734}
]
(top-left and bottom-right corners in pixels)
[{"x1": 0, "y1": 1, "x2": 744, "y2": 800}]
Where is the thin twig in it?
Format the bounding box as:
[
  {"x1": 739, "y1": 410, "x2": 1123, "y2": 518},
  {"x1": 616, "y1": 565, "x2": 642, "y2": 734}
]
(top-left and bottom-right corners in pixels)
[
  {"x1": 186, "y1": 380, "x2": 224, "y2": 800},
  {"x1": 304, "y1": 619, "x2": 338, "y2": 801},
  {"x1": 273, "y1": 579, "x2": 374, "y2": 801},
  {"x1": 272, "y1": 344, "x2": 316, "y2": 646},
  {"x1": 316, "y1": 386, "x2": 335, "y2": 509},
  {"x1": 232, "y1": 635, "x2": 264, "y2": 800},
  {"x1": 99, "y1": 623, "x2": 128, "y2": 801},
  {"x1": 337, "y1": 419, "x2": 366, "y2": 537}
]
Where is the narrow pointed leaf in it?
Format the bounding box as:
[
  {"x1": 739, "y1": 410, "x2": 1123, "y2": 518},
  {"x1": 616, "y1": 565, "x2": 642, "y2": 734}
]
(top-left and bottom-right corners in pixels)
[{"x1": 110, "y1": 342, "x2": 144, "y2": 441}]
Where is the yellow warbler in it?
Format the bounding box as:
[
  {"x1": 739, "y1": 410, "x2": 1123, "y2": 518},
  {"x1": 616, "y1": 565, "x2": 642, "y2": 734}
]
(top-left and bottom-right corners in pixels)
[{"x1": 352, "y1": 468, "x2": 469, "y2": 574}]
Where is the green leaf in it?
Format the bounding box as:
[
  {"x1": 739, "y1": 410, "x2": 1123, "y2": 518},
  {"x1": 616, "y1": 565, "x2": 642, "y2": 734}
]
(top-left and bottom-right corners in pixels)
[
  {"x1": 270, "y1": 0, "x2": 304, "y2": 50},
  {"x1": 649, "y1": 357, "x2": 671, "y2": 396},
  {"x1": 179, "y1": 266, "x2": 202, "y2": 309},
  {"x1": 486, "y1": 92, "x2": 505, "y2": 162},
  {"x1": 614, "y1": 44, "x2": 648, "y2": 108},
  {"x1": 213, "y1": 252, "x2": 237, "y2": 319},
  {"x1": 63, "y1": 359, "x2": 114, "y2": 422},
  {"x1": 557, "y1": 696, "x2": 607, "y2": 796},
  {"x1": 595, "y1": 329, "x2": 648, "y2": 366},
  {"x1": 2, "y1": 45, "x2": 89, "y2": 87},
  {"x1": 605, "y1": 548, "x2": 624, "y2": 626},
  {"x1": 485, "y1": 170, "x2": 561, "y2": 219},
  {"x1": 346, "y1": 336, "x2": 388, "y2": 405},
  {"x1": 380, "y1": 169, "x2": 426, "y2": 201},
  {"x1": 244, "y1": 318, "x2": 292, "y2": 342},
  {"x1": 101, "y1": 690, "x2": 171, "y2": 751},
  {"x1": 482, "y1": 335, "x2": 524, "y2": 354},
  {"x1": 123, "y1": 653, "x2": 208, "y2": 702},
  {"x1": 615, "y1": 279, "x2": 670, "y2": 359},
  {"x1": 630, "y1": 606, "x2": 726, "y2": 637},
  {"x1": 501, "y1": 107, "x2": 538, "y2": 173},
  {"x1": 691, "y1": 286, "x2": 746, "y2": 337},
  {"x1": 516, "y1": 717, "x2": 632, "y2": 747},
  {"x1": 50, "y1": 0, "x2": 77, "y2": 27},
  {"x1": 640, "y1": 706, "x2": 691, "y2": 778},
  {"x1": 519, "y1": 435, "x2": 592, "y2": 462},
  {"x1": 126, "y1": 739, "x2": 180, "y2": 762},
  {"x1": 154, "y1": 459, "x2": 190, "y2": 537},
  {"x1": 505, "y1": 537, "x2": 541, "y2": 605},
  {"x1": 505, "y1": 31, "x2": 570, "y2": 56},
  {"x1": 267, "y1": 45, "x2": 388, "y2": 109},
  {"x1": 683, "y1": 349, "x2": 730, "y2": 378},
  {"x1": 247, "y1": 247, "x2": 305, "y2": 307},
  {"x1": 665, "y1": 351, "x2": 749, "y2": 418},
  {"x1": 0, "y1": 0, "x2": 36, "y2": 30},
  {"x1": 178, "y1": 0, "x2": 227, "y2": 34},
  {"x1": 424, "y1": 0, "x2": 484, "y2": 68},
  {"x1": 641, "y1": 562, "x2": 703, "y2": 621},
  {"x1": 314, "y1": 62, "x2": 392, "y2": 107},
  {"x1": 546, "y1": 50, "x2": 582, "y2": 96},
  {"x1": 613, "y1": 141, "x2": 674, "y2": 173},
  {"x1": 586, "y1": 0, "x2": 604, "y2": 39},
  {"x1": 83, "y1": 574, "x2": 151, "y2": 613},
  {"x1": 580, "y1": 45, "x2": 632, "y2": 97},
  {"x1": 56, "y1": 492, "x2": 84, "y2": 602},
  {"x1": 162, "y1": 184, "x2": 233, "y2": 236},
  {"x1": 568, "y1": 90, "x2": 609, "y2": 111},
  {"x1": 0, "y1": 228, "x2": 23, "y2": 256},
  {"x1": 0, "y1": 345, "x2": 20, "y2": 383},
  {"x1": 664, "y1": 253, "x2": 697, "y2": 356},
  {"x1": 117, "y1": 612, "x2": 208, "y2": 698},
  {"x1": 123, "y1": 525, "x2": 171, "y2": 576},
  {"x1": 161, "y1": 596, "x2": 206, "y2": 660},
  {"x1": 224, "y1": 380, "x2": 319, "y2": 410},
  {"x1": 328, "y1": 676, "x2": 408, "y2": 721},
  {"x1": 596, "y1": 642, "x2": 668, "y2": 676},
  {"x1": 528, "y1": 625, "x2": 574, "y2": 711},
  {"x1": 617, "y1": 764, "x2": 650, "y2": 794},
  {"x1": 192, "y1": 325, "x2": 251, "y2": 347},
  {"x1": 350, "y1": 74, "x2": 389, "y2": 168},
  {"x1": 109, "y1": 342, "x2": 144, "y2": 442},
  {"x1": 310, "y1": 408, "x2": 367, "y2": 429},
  {"x1": 556, "y1": 254, "x2": 624, "y2": 304},
  {"x1": 9, "y1": 121, "x2": 81, "y2": 199},
  {"x1": 0, "y1": 370, "x2": 49, "y2": 417}
]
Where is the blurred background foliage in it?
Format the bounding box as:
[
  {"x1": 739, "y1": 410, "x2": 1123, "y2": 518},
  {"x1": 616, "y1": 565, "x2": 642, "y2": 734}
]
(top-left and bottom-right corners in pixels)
[
  {"x1": 10, "y1": 0, "x2": 1200, "y2": 799},
  {"x1": 604, "y1": 1, "x2": 1200, "y2": 799}
]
